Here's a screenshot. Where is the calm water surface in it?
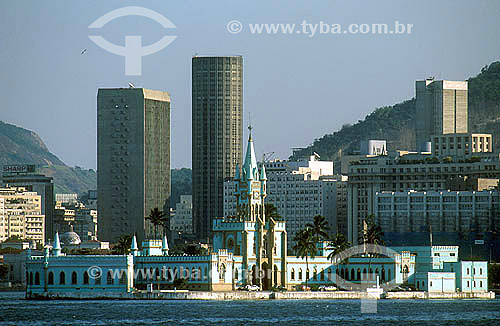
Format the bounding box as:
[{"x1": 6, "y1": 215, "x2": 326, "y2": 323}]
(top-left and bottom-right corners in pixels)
[{"x1": 1, "y1": 292, "x2": 499, "y2": 325}]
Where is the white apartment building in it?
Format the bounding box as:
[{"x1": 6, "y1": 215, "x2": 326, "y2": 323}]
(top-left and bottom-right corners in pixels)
[
  {"x1": 224, "y1": 155, "x2": 347, "y2": 246},
  {"x1": 347, "y1": 155, "x2": 500, "y2": 245},
  {"x1": 0, "y1": 187, "x2": 45, "y2": 245},
  {"x1": 374, "y1": 190, "x2": 500, "y2": 234},
  {"x1": 171, "y1": 195, "x2": 193, "y2": 234},
  {"x1": 432, "y1": 133, "x2": 493, "y2": 158}
]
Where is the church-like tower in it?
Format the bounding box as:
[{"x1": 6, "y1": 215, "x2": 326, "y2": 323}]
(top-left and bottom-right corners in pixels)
[{"x1": 213, "y1": 126, "x2": 287, "y2": 290}]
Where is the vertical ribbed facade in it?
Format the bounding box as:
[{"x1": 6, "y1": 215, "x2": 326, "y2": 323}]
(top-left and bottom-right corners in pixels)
[
  {"x1": 415, "y1": 79, "x2": 468, "y2": 150},
  {"x1": 192, "y1": 56, "x2": 243, "y2": 241}
]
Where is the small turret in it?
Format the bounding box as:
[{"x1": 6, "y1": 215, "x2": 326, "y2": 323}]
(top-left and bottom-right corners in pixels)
[
  {"x1": 162, "y1": 235, "x2": 169, "y2": 256},
  {"x1": 130, "y1": 234, "x2": 138, "y2": 256},
  {"x1": 234, "y1": 163, "x2": 240, "y2": 180},
  {"x1": 53, "y1": 232, "x2": 61, "y2": 257},
  {"x1": 259, "y1": 164, "x2": 267, "y2": 181}
]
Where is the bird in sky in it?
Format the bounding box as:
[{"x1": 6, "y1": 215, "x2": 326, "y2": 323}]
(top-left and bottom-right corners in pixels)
[{"x1": 80, "y1": 49, "x2": 87, "y2": 55}]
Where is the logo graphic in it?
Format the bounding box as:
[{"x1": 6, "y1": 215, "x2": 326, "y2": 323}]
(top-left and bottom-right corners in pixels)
[
  {"x1": 330, "y1": 244, "x2": 399, "y2": 313},
  {"x1": 87, "y1": 265, "x2": 102, "y2": 279},
  {"x1": 227, "y1": 20, "x2": 243, "y2": 34},
  {"x1": 89, "y1": 6, "x2": 177, "y2": 76}
]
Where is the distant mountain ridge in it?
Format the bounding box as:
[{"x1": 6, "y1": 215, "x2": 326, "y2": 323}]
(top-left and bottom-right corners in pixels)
[
  {"x1": 291, "y1": 61, "x2": 500, "y2": 161},
  {"x1": 0, "y1": 120, "x2": 96, "y2": 194},
  {"x1": 0, "y1": 120, "x2": 193, "y2": 202}
]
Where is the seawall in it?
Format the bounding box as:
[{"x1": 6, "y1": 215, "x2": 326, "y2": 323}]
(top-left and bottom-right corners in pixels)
[{"x1": 26, "y1": 290, "x2": 496, "y2": 300}]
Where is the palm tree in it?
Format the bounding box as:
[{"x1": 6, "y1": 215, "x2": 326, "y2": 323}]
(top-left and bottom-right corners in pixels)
[
  {"x1": 292, "y1": 228, "x2": 317, "y2": 288},
  {"x1": 359, "y1": 216, "x2": 385, "y2": 246},
  {"x1": 327, "y1": 233, "x2": 351, "y2": 264},
  {"x1": 306, "y1": 215, "x2": 329, "y2": 240},
  {"x1": 146, "y1": 207, "x2": 167, "y2": 240},
  {"x1": 114, "y1": 235, "x2": 132, "y2": 255},
  {"x1": 264, "y1": 203, "x2": 282, "y2": 221}
]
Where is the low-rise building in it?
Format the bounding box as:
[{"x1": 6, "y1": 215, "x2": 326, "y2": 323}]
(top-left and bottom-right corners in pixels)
[{"x1": 0, "y1": 187, "x2": 45, "y2": 245}]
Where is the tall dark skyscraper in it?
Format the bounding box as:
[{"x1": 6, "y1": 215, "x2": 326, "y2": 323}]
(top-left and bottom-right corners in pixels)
[
  {"x1": 97, "y1": 88, "x2": 170, "y2": 243},
  {"x1": 192, "y1": 56, "x2": 243, "y2": 241}
]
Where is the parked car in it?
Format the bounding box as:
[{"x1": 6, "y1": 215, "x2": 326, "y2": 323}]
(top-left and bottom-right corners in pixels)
[
  {"x1": 318, "y1": 285, "x2": 337, "y2": 292},
  {"x1": 245, "y1": 284, "x2": 260, "y2": 291},
  {"x1": 294, "y1": 285, "x2": 311, "y2": 291}
]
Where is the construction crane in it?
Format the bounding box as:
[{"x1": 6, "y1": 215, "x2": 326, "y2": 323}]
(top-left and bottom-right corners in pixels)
[{"x1": 262, "y1": 152, "x2": 275, "y2": 163}]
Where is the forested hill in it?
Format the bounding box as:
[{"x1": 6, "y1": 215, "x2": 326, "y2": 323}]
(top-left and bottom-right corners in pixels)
[{"x1": 290, "y1": 61, "x2": 500, "y2": 161}]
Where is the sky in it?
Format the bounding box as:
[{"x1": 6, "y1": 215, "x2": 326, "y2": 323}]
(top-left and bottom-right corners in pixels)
[{"x1": 1, "y1": 0, "x2": 500, "y2": 169}]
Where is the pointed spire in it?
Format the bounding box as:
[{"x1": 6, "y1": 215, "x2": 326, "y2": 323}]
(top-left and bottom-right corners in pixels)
[
  {"x1": 53, "y1": 232, "x2": 61, "y2": 257},
  {"x1": 162, "y1": 235, "x2": 169, "y2": 255},
  {"x1": 242, "y1": 125, "x2": 258, "y2": 180},
  {"x1": 131, "y1": 234, "x2": 138, "y2": 250},
  {"x1": 260, "y1": 164, "x2": 267, "y2": 181}
]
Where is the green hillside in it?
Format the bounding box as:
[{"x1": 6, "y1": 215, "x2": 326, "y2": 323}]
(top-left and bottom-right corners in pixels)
[
  {"x1": 291, "y1": 61, "x2": 500, "y2": 161},
  {"x1": 0, "y1": 120, "x2": 96, "y2": 194}
]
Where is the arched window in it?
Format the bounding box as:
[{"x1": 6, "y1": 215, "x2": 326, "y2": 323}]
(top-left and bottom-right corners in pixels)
[
  {"x1": 327, "y1": 268, "x2": 332, "y2": 281},
  {"x1": 381, "y1": 267, "x2": 386, "y2": 281},
  {"x1": 298, "y1": 268, "x2": 303, "y2": 280},
  {"x1": 274, "y1": 265, "x2": 278, "y2": 286},
  {"x1": 291, "y1": 268, "x2": 295, "y2": 280},
  {"x1": 417, "y1": 281, "x2": 420, "y2": 289},
  {"x1": 313, "y1": 268, "x2": 317, "y2": 280},
  {"x1": 204, "y1": 267, "x2": 208, "y2": 279},
  {"x1": 219, "y1": 264, "x2": 226, "y2": 280},
  {"x1": 466, "y1": 267, "x2": 470, "y2": 275},
  {"x1": 83, "y1": 271, "x2": 89, "y2": 285},
  {"x1": 48, "y1": 272, "x2": 54, "y2": 285},
  {"x1": 320, "y1": 269, "x2": 325, "y2": 281},
  {"x1": 234, "y1": 268, "x2": 239, "y2": 281},
  {"x1": 350, "y1": 269, "x2": 355, "y2": 280},
  {"x1": 375, "y1": 268, "x2": 379, "y2": 281},
  {"x1": 166, "y1": 268, "x2": 172, "y2": 282},
  {"x1": 35, "y1": 272, "x2": 40, "y2": 285},
  {"x1": 119, "y1": 272, "x2": 127, "y2": 285},
  {"x1": 95, "y1": 273, "x2": 101, "y2": 285},
  {"x1": 107, "y1": 271, "x2": 113, "y2": 285},
  {"x1": 29, "y1": 272, "x2": 33, "y2": 285},
  {"x1": 369, "y1": 268, "x2": 373, "y2": 281},
  {"x1": 71, "y1": 271, "x2": 78, "y2": 285},
  {"x1": 357, "y1": 268, "x2": 361, "y2": 281},
  {"x1": 198, "y1": 267, "x2": 202, "y2": 281},
  {"x1": 480, "y1": 268, "x2": 483, "y2": 275},
  {"x1": 306, "y1": 269, "x2": 310, "y2": 280},
  {"x1": 362, "y1": 268, "x2": 367, "y2": 280},
  {"x1": 59, "y1": 271, "x2": 65, "y2": 285}
]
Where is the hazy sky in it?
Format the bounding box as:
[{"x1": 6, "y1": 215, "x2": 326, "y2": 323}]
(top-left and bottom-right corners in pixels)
[{"x1": 1, "y1": 0, "x2": 500, "y2": 169}]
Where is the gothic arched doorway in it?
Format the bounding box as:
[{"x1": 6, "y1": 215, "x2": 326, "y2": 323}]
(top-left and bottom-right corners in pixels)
[{"x1": 261, "y1": 262, "x2": 270, "y2": 290}]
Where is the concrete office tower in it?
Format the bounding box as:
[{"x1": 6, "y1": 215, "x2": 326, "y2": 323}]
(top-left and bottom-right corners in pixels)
[
  {"x1": 415, "y1": 79, "x2": 468, "y2": 151},
  {"x1": 192, "y1": 56, "x2": 243, "y2": 241},
  {"x1": 97, "y1": 88, "x2": 170, "y2": 243}
]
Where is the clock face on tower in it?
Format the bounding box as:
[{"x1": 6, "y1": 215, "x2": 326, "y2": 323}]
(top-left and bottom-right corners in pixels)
[{"x1": 253, "y1": 192, "x2": 259, "y2": 199}]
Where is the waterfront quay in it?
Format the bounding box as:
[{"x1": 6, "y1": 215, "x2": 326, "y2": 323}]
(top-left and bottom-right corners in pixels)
[{"x1": 27, "y1": 289, "x2": 495, "y2": 300}]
